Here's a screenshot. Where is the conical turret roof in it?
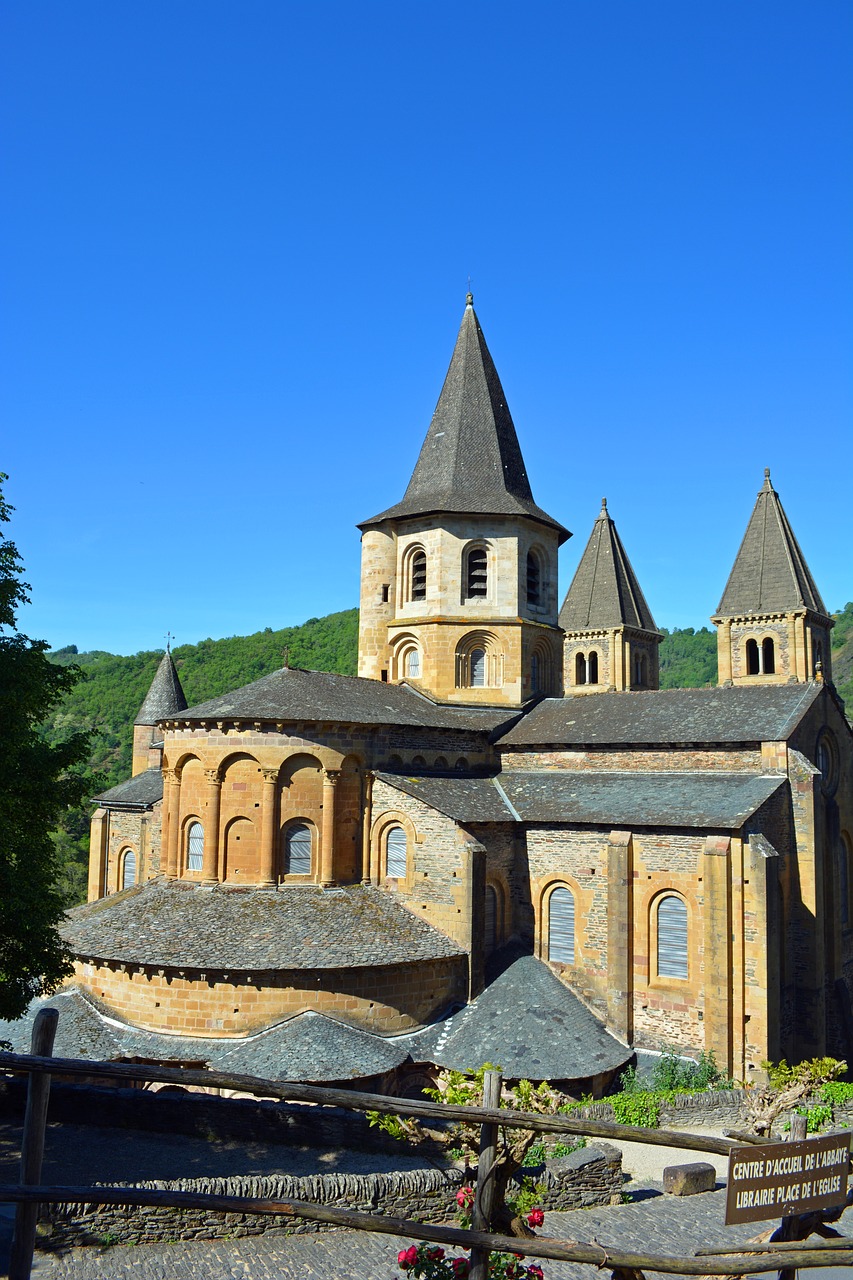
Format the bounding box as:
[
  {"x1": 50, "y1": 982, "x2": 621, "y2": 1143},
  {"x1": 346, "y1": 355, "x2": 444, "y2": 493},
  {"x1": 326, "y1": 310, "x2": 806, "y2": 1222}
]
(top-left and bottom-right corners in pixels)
[
  {"x1": 559, "y1": 499, "x2": 658, "y2": 632},
  {"x1": 135, "y1": 651, "x2": 188, "y2": 725},
  {"x1": 359, "y1": 297, "x2": 569, "y2": 542},
  {"x1": 716, "y1": 470, "x2": 828, "y2": 617}
]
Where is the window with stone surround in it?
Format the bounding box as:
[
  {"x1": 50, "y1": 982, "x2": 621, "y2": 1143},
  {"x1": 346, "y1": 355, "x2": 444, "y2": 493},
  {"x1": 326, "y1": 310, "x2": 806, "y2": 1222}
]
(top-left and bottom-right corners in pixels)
[
  {"x1": 401, "y1": 543, "x2": 428, "y2": 604},
  {"x1": 464, "y1": 544, "x2": 489, "y2": 601},
  {"x1": 575, "y1": 652, "x2": 587, "y2": 685},
  {"x1": 456, "y1": 631, "x2": 501, "y2": 689},
  {"x1": 405, "y1": 647, "x2": 421, "y2": 678},
  {"x1": 656, "y1": 894, "x2": 688, "y2": 979},
  {"x1": 386, "y1": 825, "x2": 407, "y2": 878},
  {"x1": 588, "y1": 650, "x2": 599, "y2": 683},
  {"x1": 120, "y1": 848, "x2": 137, "y2": 890},
  {"x1": 547, "y1": 885, "x2": 575, "y2": 964},
  {"x1": 187, "y1": 822, "x2": 204, "y2": 873},
  {"x1": 746, "y1": 638, "x2": 760, "y2": 675},
  {"x1": 283, "y1": 822, "x2": 312, "y2": 876},
  {"x1": 526, "y1": 550, "x2": 542, "y2": 607},
  {"x1": 762, "y1": 636, "x2": 775, "y2": 675}
]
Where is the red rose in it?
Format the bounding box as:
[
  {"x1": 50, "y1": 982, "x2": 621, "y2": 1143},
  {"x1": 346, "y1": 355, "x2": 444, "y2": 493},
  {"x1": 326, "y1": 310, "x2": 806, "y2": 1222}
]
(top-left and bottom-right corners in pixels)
[{"x1": 526, "y1": 1207, "x2": 545, "y2": 1227}]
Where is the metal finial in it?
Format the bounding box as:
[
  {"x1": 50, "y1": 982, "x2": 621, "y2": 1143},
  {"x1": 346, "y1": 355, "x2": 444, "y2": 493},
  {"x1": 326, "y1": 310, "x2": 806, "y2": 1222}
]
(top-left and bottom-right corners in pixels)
[
  {"x1": 601, "y1": 497, "x2": 607, "y2": 510},
  {"x1": 764, "y1": 467, "x2": 771, "y2": 482},
  {"x1": 466, "y1": 276, "x2": 473, "y2": 307},
  {"x1": 282, "y1": 646, "x2": 290, "y2": 670},
  {"x1": 165, "y1": 630, "x2": 173, "y2": 653}
]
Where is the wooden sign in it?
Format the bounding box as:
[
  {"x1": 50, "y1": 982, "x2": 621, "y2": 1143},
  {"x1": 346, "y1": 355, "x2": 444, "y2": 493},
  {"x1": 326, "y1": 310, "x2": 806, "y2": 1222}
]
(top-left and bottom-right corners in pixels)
[{"x1": 725, "y1": 1131, "x2": 851, "y2": 1224}]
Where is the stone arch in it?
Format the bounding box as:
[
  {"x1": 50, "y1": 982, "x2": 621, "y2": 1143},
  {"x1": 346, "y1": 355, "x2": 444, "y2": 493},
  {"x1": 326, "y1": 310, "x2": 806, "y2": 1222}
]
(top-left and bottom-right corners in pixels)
[
  {"x1": 280, "y1": 818, "x2": 317, "y2": 878},
  {"x1": 541, "y1": 880, "x2": 577, "y2": 966},
  {"x1": 651, "y1": 891, "x2": 689, "y2": 980},
  {"x1": 401, "y1": 540, "x2": 428, "y2": 604},
  {"x1": 119, "y1": 846, "x2": 138, "y2": 891},
  {"x1": 222, "y1": 815, "x2": 258, "y2": 883},
  {"x1": 180, "y1": 814, "x2": 204, "y2": 877},
  {"x1": 279, "y1": 753, "x2": 324, "y2": 865},
  {"x1": 461, "y1": 539, "x2": 492, "y2": 603},
  {"x1": 455, "y1": 630, "x2": 502, "y2": 689},
  {"x1": 371, "y1": 809, "x2": 417, "y2": 888},
  {"x1": 391, "y1": 631, "x2": 422, "y2": 682}
]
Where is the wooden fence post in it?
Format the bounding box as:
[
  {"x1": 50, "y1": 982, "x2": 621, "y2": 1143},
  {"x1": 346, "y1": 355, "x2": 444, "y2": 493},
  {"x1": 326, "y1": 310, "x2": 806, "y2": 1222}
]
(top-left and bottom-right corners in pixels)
[
  {"x1": 469, "y1": 1069, "x2": 502, "y2": 1280},
  {"x1": 9, "y1": 1008, "x2": 58, "y2": 1280},
  {"x1": 776, "y1": 1112, "x2": 807, "y2": 1280}
]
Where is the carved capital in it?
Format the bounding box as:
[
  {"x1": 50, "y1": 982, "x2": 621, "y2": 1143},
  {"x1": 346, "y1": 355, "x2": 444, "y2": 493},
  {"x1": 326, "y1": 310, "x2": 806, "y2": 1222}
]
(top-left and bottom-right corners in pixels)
[
  {"x1": 162, "y1": 767, "x2": 179, "y2": 785},
  {"x1": 261, "y1": 767, "x2": 279, "y2": 786},
  {"x1": 204, "y1": 768, "x2": 221, "y2": 787},
  {"x1": 323, "y1": 768, "x2": 342, "y2": 787}
]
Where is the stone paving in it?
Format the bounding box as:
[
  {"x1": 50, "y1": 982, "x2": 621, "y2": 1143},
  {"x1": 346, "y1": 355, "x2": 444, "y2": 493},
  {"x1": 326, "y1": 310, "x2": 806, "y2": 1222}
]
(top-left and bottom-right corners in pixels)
[{"x1": 3, "y1": 1194, "x2": 850, "y2": 1280}]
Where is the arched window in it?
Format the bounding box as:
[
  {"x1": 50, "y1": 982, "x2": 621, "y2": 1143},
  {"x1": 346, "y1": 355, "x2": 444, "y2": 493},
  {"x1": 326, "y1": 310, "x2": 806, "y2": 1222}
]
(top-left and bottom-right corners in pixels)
[
  {"x1": 386, "y1": 825, "x2": 407, "y2": 878},
  {"x1": 466, "y1": 547, "x2": 488, "y2": 599},
  {"x1": 575, "y1": 652, "x2": 587, "y2": 685},
  {"x1": 187, "y1": 822, "x2": 204, "y2": 872},
  {"x1": 588, "y1": 651, "x2": 599, "y2": 684},
  {"x1": 526, "y1": 552, "x2": 541, "y2": 607},
  {"x1": 455, "y1": 756, "x2": 469, "y2": 771},
  {"x1": 762, "y1": 637, "x2": 775, "y2": 675},
  {"x1": 405, "y1": 648, "x2": 421, "y2": 678},
  {"x1": 284, "y1": 822, "x2": 312, "y2": 875},
  {"x1": 531, "y1": 651, "x2": 541, "y2": 692},
  {"x1": 746, "y1": 638, "x2": 760, "y2": 676},
  {"x1": 548, "y1": 886, "x2": 575, "y2": 964},
  {"x1": 485, "y1": 884, "x2": 499, "y2": 953},
  {"x1": 470, "y1": 648, "x2": 486, "y2": 687},
  {"x1": 410, "y1": 550, "x2": 427, "y2": 601},
  {"x1": 435, "y1": 756, "x2": 448, "y2": 769},
  {"x1": 412, "y1": 755, "x2": 426, "y2": 767},
  {"x1": 121, "y1": 849, "x2": 137, "y2": 890},
  {"x1": 657, "y1": 894, "x2": 688, "y2": 979}
]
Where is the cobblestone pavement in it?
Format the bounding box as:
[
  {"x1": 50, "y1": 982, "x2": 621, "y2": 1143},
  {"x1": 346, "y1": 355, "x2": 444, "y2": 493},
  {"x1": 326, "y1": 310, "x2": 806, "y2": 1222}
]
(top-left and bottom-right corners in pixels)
[{"x1": 8, "y1": 1195, "x2": 852, "y2": 1280}]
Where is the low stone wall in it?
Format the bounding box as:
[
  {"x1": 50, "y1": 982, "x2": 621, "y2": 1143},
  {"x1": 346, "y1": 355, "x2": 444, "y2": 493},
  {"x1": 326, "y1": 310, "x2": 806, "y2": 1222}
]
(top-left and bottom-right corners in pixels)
[
  {"x1": 571, "y1": 1089, "x2": 751, "y2": 1130},
  {"x1": 38, "y1": 1148, "x2": 623, "y2": 1250}
]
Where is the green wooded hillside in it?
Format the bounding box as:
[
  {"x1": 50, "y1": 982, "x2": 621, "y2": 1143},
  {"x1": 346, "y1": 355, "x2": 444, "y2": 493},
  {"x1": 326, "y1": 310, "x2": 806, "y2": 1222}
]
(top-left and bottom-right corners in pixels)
[{"x1": 46, "y1": 602, "x2": 852, "y2": 905}]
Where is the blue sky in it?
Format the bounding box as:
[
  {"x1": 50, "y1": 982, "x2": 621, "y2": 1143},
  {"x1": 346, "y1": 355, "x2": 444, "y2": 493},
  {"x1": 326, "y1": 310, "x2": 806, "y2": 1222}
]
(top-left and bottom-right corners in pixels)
[{"x1": 2, "y1": 1, "x2": 850, "y2": 655}]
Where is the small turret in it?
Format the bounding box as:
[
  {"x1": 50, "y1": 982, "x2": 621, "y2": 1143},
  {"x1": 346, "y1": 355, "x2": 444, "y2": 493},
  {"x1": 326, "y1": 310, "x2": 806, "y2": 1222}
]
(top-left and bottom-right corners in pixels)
[
  {"x1": 132, "y1": 648, "x2": 188, "y2": 775},
  {"x1": 712, "y1": 470, "x2": 833, "y2": 685},
  {"x1": 560, "y1": 499, "x2": 661, "y2": 693}
]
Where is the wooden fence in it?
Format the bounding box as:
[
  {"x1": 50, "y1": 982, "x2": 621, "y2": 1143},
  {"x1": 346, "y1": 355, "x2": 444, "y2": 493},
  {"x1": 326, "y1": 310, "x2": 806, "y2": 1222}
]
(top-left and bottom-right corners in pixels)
[{"x1": 2, "y1": 1008, "x2": 852, "y2": 1280}]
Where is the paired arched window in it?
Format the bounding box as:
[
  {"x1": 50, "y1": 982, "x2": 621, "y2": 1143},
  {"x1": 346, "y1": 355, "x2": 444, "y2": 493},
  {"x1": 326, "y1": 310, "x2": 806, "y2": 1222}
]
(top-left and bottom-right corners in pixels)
[
  {"x1": 465, "y1": 546, "x2": 489, "y2": 599},
  {"x1": 187, "y1": 822, "x2": 204, "y2": 872},
  {"x1": 526, "y1": 551, "x2": 541, "y2": 607},
  {"x1": 746, "y1": 637, "x2": 775, "y2": 676},
  {"x1": 284, "y1": 822, "x2": 312, "y2": 875},
  {"x1": 548, "y1": 886, "x2": 575, "y2": 964},
  {"x1": 656, "y1": 894, "x2": 688, "y2": 979},
  {"x1": 574, "y1": 651, "x2": 599, "y2": 685},
  {"x1": 386, "y1": 825, "x2": 407, "y2": 878},
  {"x1": 762, "y1": 637, "x2": 776, "y2": 675},
  {"x1": 120, "y1": 849, "x2": 137, "y2": 890},
  {"x1": 633, "y1": 651, "x2": 648, "y2": 687}
]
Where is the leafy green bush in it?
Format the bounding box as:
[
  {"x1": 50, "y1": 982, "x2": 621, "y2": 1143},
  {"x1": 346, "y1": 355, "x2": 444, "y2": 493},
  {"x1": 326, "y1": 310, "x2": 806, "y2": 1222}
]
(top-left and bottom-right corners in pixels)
[
  {"x1": 611, "y1": 1091, "x2": 661, "y2": 1128},
  {"x1": 652, "y1": 1047, "x2": 734, "y2": 1092}
]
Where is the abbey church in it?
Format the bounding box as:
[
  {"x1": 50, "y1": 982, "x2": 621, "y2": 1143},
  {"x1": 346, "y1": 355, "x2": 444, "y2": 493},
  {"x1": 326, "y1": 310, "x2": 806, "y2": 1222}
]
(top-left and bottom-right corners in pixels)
[{"x1": 8, "y1": 297, "x2": 852, "y2": 1092}]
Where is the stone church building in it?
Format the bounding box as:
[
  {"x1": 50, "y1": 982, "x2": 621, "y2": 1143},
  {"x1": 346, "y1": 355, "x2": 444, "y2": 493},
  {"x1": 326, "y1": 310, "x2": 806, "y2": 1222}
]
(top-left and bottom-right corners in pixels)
[{"x1": 11, "y1": 296, "x2": 851, "y2": 1091}]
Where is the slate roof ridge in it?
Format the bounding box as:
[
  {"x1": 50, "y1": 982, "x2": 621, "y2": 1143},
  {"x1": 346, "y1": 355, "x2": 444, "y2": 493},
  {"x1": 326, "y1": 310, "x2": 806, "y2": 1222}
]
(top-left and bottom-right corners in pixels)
[
  {"x1": 136, "y1": 651, "x2": 189, "y2": 725},
  {"x1": 359, "y1": 298, "x2": 569, "y2": 541},
  {"x1": 559, "y1": 498, "x2": 658, "y2": 632},
  {"x1": 716, "y1": 469, "x2": 828, "y2": 618}
]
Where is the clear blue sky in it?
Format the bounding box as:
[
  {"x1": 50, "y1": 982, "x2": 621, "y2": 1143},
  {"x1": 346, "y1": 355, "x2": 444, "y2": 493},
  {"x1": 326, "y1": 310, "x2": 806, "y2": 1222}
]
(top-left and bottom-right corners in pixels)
[{"x1": 2, "y1": 1, "x2": 850, "y2": 655}]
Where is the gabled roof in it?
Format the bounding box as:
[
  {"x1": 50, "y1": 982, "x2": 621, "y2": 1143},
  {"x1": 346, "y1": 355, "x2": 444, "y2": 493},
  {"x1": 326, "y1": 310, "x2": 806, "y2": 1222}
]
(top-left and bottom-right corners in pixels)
[
  {"x1": 378, "y1": 770, "x2": 786, "y2": 830},
  {"x1": 559, "y1": 499, "x2": 658, "y2": 633},
  {"x1": 94, "y1": 768, "x2": 163, "y2": 809},
  {"x1": 716, "y1": 469, "x2": 828, "y2": 618},
  {"x1": 62, "y1": 880, "x2": 466, "y2": 971},
  {"x1": 399, "y1": 952, "x2": 630, "y2": 1080},
  {"x1": 135, "y1": 651, "x2": 188, "y2": 725},
  {"x1": 359, "y1": 297, "x2": 569, "y2": 542},
  {"x1": 497, "y1": 683, "x2": 823, "y2": 747}
]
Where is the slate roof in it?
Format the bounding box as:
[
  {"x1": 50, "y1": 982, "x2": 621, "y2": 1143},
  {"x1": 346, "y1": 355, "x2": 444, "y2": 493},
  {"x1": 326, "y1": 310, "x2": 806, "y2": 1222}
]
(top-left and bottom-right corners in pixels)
[
  {"x1": 559, "y1": 499, "x2": 658, "y2": 633},
  {"x1": 136, "y1": 651, "x2": 188, "y2": 724},
  {"x1": 0, "y1": 989, "x2": 408, "y2": 1082},
  {"x1": 170, "y1": 665, "x2": 515, "y2": 733},
  {"x1": 360, "y1": 298, "x2": 569, "y2": 542},
  {"x1": 399, "y1": 953, "x2": 630, "y2": 1081},
  {"x1": 497, "y1": 684, "x2": 823, "y2": 747},
  {"x1": 61, "y1": 880, "x2": 466, "y2": 970},
  {"x1": 379, "y1": 770, "x2": 786, "y2": 830},
  {"x1": 716, "y1": 470, "x2": 828, "y2": 618},
  {"x1": 94, "y1": 768, "x2": 163, "y2": 808}
]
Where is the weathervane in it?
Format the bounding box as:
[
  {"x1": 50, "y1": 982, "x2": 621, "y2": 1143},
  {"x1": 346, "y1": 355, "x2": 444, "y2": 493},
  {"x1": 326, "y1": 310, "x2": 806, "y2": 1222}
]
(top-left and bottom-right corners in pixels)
[{"x1": 164, "y1": 630, "x2": 174, "y2": 653}]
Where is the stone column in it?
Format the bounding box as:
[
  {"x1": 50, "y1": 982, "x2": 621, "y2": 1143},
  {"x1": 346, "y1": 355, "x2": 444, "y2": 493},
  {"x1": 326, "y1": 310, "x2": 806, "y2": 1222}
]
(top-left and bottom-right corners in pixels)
[
  {"x1": 259, "y1": 768, "x2": 279, "y2": 885},
  {"x1": 320, "y1": 769, "x2": 341, "y2": 886},
  {"x1": 88, "y1": 808, "x2": 109, "y2": 902},
  {"x1": 717, "y1": 619, "x2": 733, "y2": 685},
  {"x1": 163, "y1": 768, "x2": 181, "y2": 878},
  {"x1": 202, "y1": 770, "x2": 222, "y2": 883},
  {"x1": 703, "y1": 836, "x2": 733, "y2": 1074},
  {"x1": 361, "y1": 772, "x2": 374, "y2": 883},
  {"x1": 607, "y1": 830, "x2": 633, "y2": 1043}
]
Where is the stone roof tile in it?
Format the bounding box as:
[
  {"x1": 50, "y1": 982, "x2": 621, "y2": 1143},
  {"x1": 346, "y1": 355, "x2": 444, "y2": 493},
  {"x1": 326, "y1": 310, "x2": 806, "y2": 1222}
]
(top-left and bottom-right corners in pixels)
[
  {"x1": 94, "y1": 768, "x2": 163, "y2": 808},
  {"x1": 136, "y1": 652, "x2": 188, "y2": 724},
  {"x1": 559, "y1": 499, "x2": 658, "y2": 633}
]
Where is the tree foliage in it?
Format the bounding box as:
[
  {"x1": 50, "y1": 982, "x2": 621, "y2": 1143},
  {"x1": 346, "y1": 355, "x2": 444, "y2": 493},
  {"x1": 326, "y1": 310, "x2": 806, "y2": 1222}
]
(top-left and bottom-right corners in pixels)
[{"x1": 0, "y1": 476, "x2": 92, "y2": 1021}]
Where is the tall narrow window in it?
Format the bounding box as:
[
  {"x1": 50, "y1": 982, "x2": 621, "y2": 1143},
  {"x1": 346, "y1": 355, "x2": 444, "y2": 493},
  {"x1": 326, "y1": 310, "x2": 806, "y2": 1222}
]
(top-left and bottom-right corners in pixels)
[
  {"x1": 187, "y1": 822, "x2": 204, "y2": 872},
  {"x1": 485, "y1": 884, "x2": 498, "y2": 953},
  {"x1": 405, "y1": 648, "x2": 421, "y2": 678},
  {"x1": 745, "y1": 638, "x2": 760, "y2": 675},
  {"x1": 470, "y1": 648, "x2": 486, "y2": 687},
  {"x1": 121, "y1": 849, "x2": 137, "y2": 890},
  {"x1": 531, "y1": 651, "x2": 541, "y2": 692},
  {"x1": 410, "y1": 550, "x2": 427, "y2": 601},
  {"x1": 386, "y1": 825, "x2": 407, "y2": 878},
  {"x1": 657, "y1": 894, "x2": 688, "y2": 979},
  {"x1": 466, "y1": 548, "x2": 488, "y2": 598},
  {"x1": 575, "y1": 652, "x2": 587, "y2": 685},
  {"x1": 548, "y1": 886, "x2": 575, "y2": 963},
  {"x1": 526, "y1": 552, "x2": 541, "y2": 607},
  {"x1": 588, "y1": 651, "x2": 599, "y2": 684},
  {"x1": 284, "y1": 822, "x2": 312, "y2": 875},
  {"x1": 762, "y1": 637, "x2": 775, "y2": 675}
]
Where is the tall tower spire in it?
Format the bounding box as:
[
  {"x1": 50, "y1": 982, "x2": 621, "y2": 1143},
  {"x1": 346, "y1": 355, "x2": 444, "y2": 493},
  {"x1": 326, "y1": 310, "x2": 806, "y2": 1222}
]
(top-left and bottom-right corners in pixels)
[
  {"x1": 357, "y1": 298, "x2": 569, "y2": 706},
  {"x1": 132, "y1": 650, "x2": 189, "y2": 775},
  {"x1": 712, "y1": 470, "x2": 833, "y2": 685},
  {"x1": 560, "y1": 500, "x2": 661, "y2": 692}
]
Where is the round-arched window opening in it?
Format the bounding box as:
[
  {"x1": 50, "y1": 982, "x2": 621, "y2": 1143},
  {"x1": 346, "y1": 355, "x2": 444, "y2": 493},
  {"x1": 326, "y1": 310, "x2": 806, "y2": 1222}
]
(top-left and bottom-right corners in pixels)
[
  {"x1": 575, "y1": 652, "x2": 587, "y2": 685},
  {"x1": 588, "y1": 651, "x2": 599, "y2": 684},
  {"x1": 187, "y1": 822, "x2": 204, "y2": 872},
  {"x1": 548, "y1": 886, "x2": 575, "y2": 964},
  {"x1": 405, "y1": 648, "x2": 421, "y2": 678},
  {"x1": 434, "y1": 756, "x2": 448, "y2": 770},
  {"x1": 470, "y1": 648, "x2": 486, "y2": 687},
  {"x1": 121, "y1": 849, "x2": 137, "y2": 890},
  {"x1": 526, "y1": 551, "x2": 541, "y2": 608},
  {"x1": 657, "y1": 894, "x2": 688, "y2": 979},
  {"x1": 815, "y1": 730, "x2": 839, "y2": 796},
  {"x1": 284, "y1": 822, "x2": 312, "y2": 875},
  {"x1": 410, "y1": 549, "x2": 427, "y2": 601},
  {"x1": 386, "y1": 825, "x2": 407, "y2": 878}
]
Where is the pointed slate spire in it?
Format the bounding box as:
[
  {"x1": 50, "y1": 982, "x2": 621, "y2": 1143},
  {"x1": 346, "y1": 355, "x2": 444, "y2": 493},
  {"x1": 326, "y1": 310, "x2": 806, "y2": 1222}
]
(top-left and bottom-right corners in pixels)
[
  {"x1": 559, "y1": 498, "x2": 658, "y2": 632},
  {"x1": 135, "y1": 650, "x2": 188, "y2": 725},
  {"x1": 716, "y1": 469, "x2": 828, "y2": 616},
  {"x1": 360, "y1": 296, "x2": 569, "y2": 541}
]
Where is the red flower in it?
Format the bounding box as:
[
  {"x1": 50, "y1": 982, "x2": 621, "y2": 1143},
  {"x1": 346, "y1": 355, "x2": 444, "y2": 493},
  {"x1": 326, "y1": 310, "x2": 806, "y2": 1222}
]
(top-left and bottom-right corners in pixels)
[
  {"x1": 526, "y1": 1207, "x2": 545, "y2": 1228},
  {"x1": 456, "y1": 1185, "x2": 474, "y2": 1208},
  {"x1": 397, "y1": 1248, "x2": 410, "y2": 1268},
  {"x1": 451, "y1": 1258, "x2": 470, "y2": 1277},
  {"x1": 527, "y1": 1266, "x2": 544, "y2": 1279},
  {"x1": 427, "y1": 1247, "x2": 445, "y2": 1261}
]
